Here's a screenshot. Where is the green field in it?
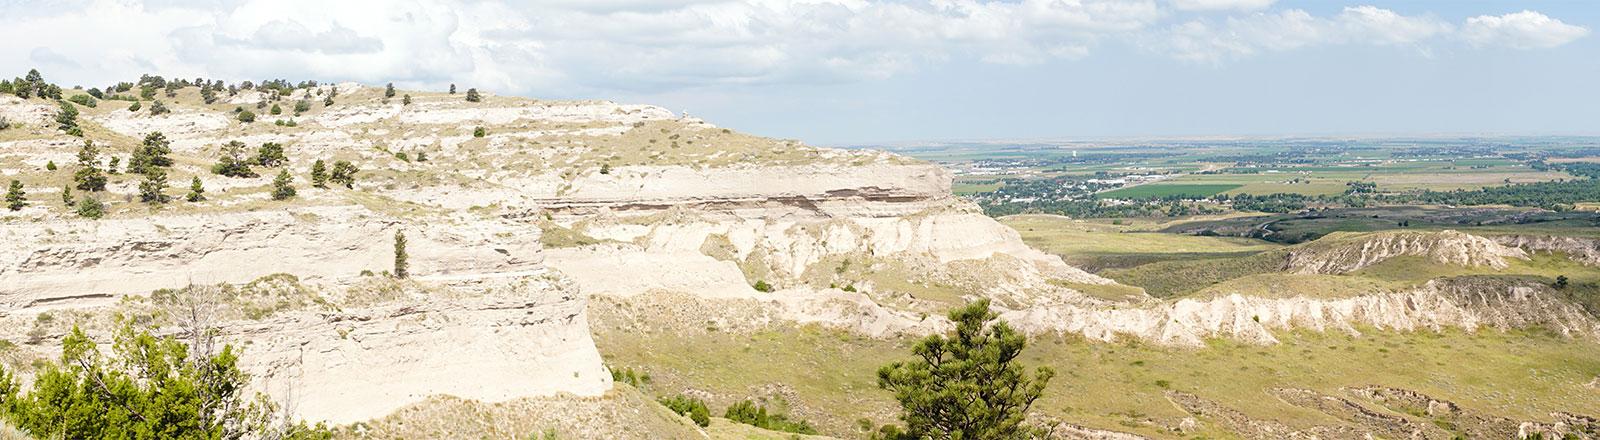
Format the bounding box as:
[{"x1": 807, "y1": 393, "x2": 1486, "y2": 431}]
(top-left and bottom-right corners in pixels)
[
  {"x1": 1002, "y1": 214, "x2": 1281, "y2": 272},
  {"x1": 1096, "y1": 183, "x2": 1242, "y2": 199}
]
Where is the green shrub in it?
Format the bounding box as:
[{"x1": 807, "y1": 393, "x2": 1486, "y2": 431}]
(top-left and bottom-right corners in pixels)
[
  {"x1": 149, "y1": 100, "x2": 169, "y2": 115},
  {"x1": 473, "y1": 126, "x2": 486, "y2": 138},
  {"x1": 658, "y1": 395, "x2": 710, "y2": 427},
  {"x1": 74, "y1": 197, "x2": 104, "y2": 219},
  {"x1": 724, "y1": 400, "x2": 817, "y2": 434},
  {"x1": 237, "y1": 109, "x2": 255, "y2": 123},
  {"x1": 66, "y1": 94, "x2": 96, "y2": 108},
  {"x1": 127, "y1": 100, "x2": 141, "y2": 112},
  {"x1": 753, "y1": 280, "x2": 774, "y2": 293},
  {"x1": 0, "y1": 324, "x2": 331, "y2": 439}
]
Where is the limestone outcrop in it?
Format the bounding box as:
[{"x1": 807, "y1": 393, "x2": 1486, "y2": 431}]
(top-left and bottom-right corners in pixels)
[{"x1": 1285, "y1": 230, "x2": 1529, "y2": 275}]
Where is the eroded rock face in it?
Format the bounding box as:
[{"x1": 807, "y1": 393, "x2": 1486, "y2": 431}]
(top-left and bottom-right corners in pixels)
[
  {"x1": 0, "y1": 205, "x2": 540, "y2": 309},
  {"x1": 1005, "y1": 276, "x2": 1600, "y2": 347},
  {"x1": 0, "y1": 204, "x2": 609, "y2": 425},
  {"x1": 1285, "y1": 230, "x2": 1529, "y2": 275},
  {"x1": 1495, "y1": 234, "x2": 1600, "y2": 266},
  {"x1": 233, "y1": 274, "x2": 609, "y2": 424}
]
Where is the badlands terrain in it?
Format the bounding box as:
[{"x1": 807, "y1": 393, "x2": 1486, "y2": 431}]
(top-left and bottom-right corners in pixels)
[{"x1": 1, "y1": 76, "x2": 1598, "y2": 439}]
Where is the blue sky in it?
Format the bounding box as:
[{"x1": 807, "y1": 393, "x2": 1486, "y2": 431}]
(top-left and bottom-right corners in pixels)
[{"x1": 2, "y1": 0, "x2": 1594, "y2": 145}]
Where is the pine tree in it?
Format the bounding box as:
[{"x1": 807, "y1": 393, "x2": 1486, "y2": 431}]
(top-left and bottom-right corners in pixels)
[
  {"x1": 465, "y1": 88, "x2": 481, "y2": 102},
  {"x1": 385, "y1": 83, "x2": 396, "y2": 98},
  {"x1": 212, "y1": 141, "x2": 258, "y2": 178},
  {"x1": 55, "y1": 100, "x2": 81, "y2": 136},
  {"x1": 270, "y1": 103, "x2": 282, "y2": 115},
  {"x1": 402, "y1": 94, "x2": 412, "y2": 105},
  {"x1": 255, "y1": 142, "x2": 287, "y2": 167},
  {"x1": 186, "y1": 176, "x2": 206, "y2": 202},
  {"x1": 128, "y1": 132, "x2": 173, "y2": 175},
  {"x1": 72, "y1": 140, "x2": 107, "y2": 192},
  {"x1": 876, "y1": 299, "x2": 1054, "y2": 440},
  {"x1": 393, "y1": 230, "x2": 408, "y2": 279},
  {"x1": 138, "y1": 169, "x2": 169, "y2": 204},
  {"x1": 5, "y1": 180, "x2": 25, "y2": 211},
  {"x1": 322, "y1": 95, "x2": 333, "y2": 107},
  {"x1": 330, "y1": 161, "x2": 358, "y2": 189},
  {"x1": 60, "y1": 185, "x2": 72, "y2": 206},
  {"x1": 310, "y1": 159, "x2": 328, "y2": 188},
  {"x1": 448, "y1": 84, "x2": 456, "y2": 94},
  {"x1": 271, "y1": 169, "x2": 295, "y2": 200}
]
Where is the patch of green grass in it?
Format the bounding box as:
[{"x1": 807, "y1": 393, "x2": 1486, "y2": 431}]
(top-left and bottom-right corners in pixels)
[
  {"x1": 1052, "y1": 281, "x2": 1150, "y2": 302},
  {"x1": 1101, "y1": 250, "x2": 1288, "y2": 298},
  {"x1": 1002, "y1": 215, "x2": 1281, "y2": 272}
]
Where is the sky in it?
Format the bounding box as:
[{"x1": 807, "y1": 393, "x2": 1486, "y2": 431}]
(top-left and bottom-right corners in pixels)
[{"x1": 1, "y1": 0, "x2": 1596, "y2": 145}]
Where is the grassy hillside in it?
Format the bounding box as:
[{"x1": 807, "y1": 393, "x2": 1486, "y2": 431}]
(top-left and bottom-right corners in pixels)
[{"x1": 594, "y1": 320, "x2": 1600, "y2": 439}]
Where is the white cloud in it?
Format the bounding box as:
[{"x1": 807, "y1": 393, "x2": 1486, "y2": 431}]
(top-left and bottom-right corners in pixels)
[
  {"x1": 0, "y1": 0, "x2": 1174, "y2": 95},
  {"x1": 1335, "y1": 5, "x2": 1451, "y2": 45},
  {"x1": 1160, "y1": 6, "x2": 1460, "y2": 63},
  {"x1": 1169, "y1": 0, "x2": 1275, "y2": 12},
  {"x1": 0, "y1": 0, "x2": 1587, "y2": 96},
  {"x1": 1461, "y1": 10, "x2": 1589, "y2": 49}
]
